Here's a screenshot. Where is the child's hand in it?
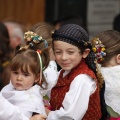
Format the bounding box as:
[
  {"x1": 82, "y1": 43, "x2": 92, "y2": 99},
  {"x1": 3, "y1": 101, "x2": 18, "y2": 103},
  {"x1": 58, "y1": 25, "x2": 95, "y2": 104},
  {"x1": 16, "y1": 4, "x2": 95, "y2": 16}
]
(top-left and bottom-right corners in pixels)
[
  {"x1": 45, "y1": 107, "x2": 51, "y2": 115},
  {"x1": 30, "y1": 114, "x2": 47, "y2": 120}
]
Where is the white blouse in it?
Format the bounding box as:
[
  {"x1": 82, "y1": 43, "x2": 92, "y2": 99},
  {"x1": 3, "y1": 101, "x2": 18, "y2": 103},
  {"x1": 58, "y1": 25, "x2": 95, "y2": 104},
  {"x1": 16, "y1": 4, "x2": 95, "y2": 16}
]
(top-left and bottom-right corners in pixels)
[
  {"x1": 47, "y1": 72, "x2": 96, "y2": 120},
  {"x1": 1, "y1": 83, "x2": 46, "y2": 118},
  {"x1": 43, "y1": 60, "x2": 58, "y2": 96},
  {"x1": 100, "y1": 65, "x2": 120, "y2": 114}
]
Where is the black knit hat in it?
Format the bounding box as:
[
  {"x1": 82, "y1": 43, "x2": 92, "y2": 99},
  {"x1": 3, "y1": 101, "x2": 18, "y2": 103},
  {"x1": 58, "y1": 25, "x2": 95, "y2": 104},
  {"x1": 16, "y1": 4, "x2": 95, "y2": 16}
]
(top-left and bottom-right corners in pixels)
[
  {"x1": 52, "y1": 24, "x2": 90, "y2": 50},
  {"x1": 52, "y1": 24, "x2": 97, "y2": 73}
]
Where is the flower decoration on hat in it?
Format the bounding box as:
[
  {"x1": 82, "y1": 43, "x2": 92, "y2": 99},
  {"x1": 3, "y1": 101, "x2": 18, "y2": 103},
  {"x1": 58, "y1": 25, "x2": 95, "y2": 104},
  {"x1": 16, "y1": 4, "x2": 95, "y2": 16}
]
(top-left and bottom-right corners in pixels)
[{"x1": 91, "y1": 37, "x2": 106, "y2": 63}]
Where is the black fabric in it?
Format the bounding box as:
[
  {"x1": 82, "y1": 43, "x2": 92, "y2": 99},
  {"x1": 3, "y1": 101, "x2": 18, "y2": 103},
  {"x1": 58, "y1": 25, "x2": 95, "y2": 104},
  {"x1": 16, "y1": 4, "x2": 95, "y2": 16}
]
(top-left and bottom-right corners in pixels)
[
  {"x1": 85, "y1": 50, "x2": 96, "y2": 73},
  {"x1": 52, "y1": 24, "x2": 89, "y2": 47},
  {"x1": 100, "y1": 82, "x2": 109, "y2": 120}
]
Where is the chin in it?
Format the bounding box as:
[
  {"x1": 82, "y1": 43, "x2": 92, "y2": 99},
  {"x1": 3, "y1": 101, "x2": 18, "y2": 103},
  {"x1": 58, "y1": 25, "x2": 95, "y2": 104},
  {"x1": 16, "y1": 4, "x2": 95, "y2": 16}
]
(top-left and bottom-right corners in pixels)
[
  {"x1": 62, "y1": 66, "x2": 72, "y2": 71},
  {"x1": 15, "y1": 87, "x2": 24, "y2": 91}
]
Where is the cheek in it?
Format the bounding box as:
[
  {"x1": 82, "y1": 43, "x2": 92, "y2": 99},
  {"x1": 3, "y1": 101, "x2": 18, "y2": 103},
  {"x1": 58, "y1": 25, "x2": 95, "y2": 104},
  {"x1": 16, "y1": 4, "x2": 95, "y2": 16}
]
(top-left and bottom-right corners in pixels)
[
  {"x1": 55, "y1": 55, "x2": 60, "y2": 61},
  {"x1": 10, "y1": 74, "x2": 15, "y2": 80},
  {"x1": 27, "y1": 78, "x2": 35, "y2": 85},
  {"x1": 24, "y1": 81, "x2": 33, "y2": 89},
  {"x1": 73, "y1": 54, "x2": 82, "y2": 63},
  {"x1": 10, "y1": 78, "x2": 16, "y2": 86}
]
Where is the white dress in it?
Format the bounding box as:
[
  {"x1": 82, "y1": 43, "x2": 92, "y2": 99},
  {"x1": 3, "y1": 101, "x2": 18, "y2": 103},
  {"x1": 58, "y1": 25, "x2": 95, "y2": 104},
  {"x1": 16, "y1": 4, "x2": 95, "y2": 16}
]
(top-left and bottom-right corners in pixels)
[{"x1": 47, "y1": 71, "x2": 97, "y2": 120}]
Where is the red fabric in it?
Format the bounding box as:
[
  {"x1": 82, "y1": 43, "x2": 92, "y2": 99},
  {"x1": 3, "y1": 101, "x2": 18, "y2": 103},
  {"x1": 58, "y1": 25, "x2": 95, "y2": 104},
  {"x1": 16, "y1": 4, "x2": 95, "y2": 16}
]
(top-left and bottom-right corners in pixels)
[
  {"x1": 50, "y1": 60, "x2": 101, "y2": 119},
  {"x1": 110, "y1": 117, "x2": 120, "y2": 120}
]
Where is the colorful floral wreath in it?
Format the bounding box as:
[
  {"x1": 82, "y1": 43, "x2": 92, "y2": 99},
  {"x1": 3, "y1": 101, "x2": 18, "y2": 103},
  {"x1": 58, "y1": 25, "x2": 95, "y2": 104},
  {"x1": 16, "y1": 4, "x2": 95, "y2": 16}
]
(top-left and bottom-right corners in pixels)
[
  {"x1": 24, "y1": 31, "x2": 43, "y2": 44},
  {"x1": 91, "y1": 37, "x2": 106, "y2": 63},
  {"x1": 24, "y1": 31, "x2": 48, "y2": 48}
]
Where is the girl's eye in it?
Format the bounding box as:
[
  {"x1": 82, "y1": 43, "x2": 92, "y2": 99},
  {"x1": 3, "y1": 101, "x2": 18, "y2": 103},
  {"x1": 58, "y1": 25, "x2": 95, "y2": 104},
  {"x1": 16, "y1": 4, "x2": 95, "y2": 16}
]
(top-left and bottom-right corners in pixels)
[
  {"x1": 68, "y1": 51, "x2": 74, "y2": 54},
  {"x1": 24, "y1": 73, "x2": 29, "y2": 76},
  {"x1": 12, "y1": 71, "x2": 18, "y2": 74},
  {"x1": 55, "y1": 51, "x2": 61, "y2": 54}
]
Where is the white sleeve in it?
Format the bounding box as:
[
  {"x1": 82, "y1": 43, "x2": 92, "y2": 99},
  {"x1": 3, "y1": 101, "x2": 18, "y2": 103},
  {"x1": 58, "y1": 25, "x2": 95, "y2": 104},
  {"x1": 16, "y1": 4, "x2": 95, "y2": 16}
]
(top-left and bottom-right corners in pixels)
[
  {"x1": 43, "y1": 61, "x2": 58, "y2": 96},
  {"x1": 47, "y1": 74, "x2": 96, "y2": 120},
  {"x1": 0, "y1": 93, "x2": 29, "y2": 120},
  {"x1": 43, "y1": 60, "x2": 58, "y2": 86}
]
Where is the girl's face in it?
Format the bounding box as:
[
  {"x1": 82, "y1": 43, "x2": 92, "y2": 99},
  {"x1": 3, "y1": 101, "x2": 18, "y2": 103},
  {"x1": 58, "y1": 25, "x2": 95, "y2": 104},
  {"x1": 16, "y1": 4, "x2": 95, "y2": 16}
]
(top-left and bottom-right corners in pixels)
[
  {"x1": 10, "y1": 66, "x2": 39, "y2": 90},
  {"x1": 54, "y1": 41, "x2": 87, "y2": 71}
]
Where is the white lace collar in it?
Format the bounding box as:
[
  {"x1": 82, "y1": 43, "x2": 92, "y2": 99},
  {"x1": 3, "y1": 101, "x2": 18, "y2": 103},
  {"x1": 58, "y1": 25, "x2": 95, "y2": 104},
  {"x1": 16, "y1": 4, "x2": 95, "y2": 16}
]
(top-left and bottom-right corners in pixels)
[{"x1": 100, "y1": 65, "x2": 120, "y2": 114}]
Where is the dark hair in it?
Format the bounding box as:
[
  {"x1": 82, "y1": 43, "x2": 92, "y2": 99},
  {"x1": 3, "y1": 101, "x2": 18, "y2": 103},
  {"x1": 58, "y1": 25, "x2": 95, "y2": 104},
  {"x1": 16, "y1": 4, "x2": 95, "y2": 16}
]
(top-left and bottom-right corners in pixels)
[
  {"x1": 0, "y1": 22, "x2": 11, "y2": 59},
  {"x1": 12, "y1": 46, "x2": 50, "y2": 88},
  {"x1": 0, "y1": 22, "x2": 10, "y2": 39}
]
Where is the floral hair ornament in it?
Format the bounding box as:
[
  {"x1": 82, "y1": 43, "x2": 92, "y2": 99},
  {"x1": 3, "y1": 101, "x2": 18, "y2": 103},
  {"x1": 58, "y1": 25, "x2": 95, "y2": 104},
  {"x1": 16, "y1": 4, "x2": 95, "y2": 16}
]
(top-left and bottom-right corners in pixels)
[
  {"x1": 91, "y1": 37, "x2": 106, "y2": 63},
  {"x1": 24, "y1": 31, "x2": 48, "y2": 48},
  {"x1": 36, "y1": 49, "x2": 43, "y2": 84}
]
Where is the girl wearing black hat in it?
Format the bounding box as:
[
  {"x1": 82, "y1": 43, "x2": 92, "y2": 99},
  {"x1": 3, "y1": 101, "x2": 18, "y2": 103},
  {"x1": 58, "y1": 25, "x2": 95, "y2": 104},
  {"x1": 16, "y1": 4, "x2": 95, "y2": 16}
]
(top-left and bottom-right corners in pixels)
[{"x1": 31, "y1": 24, "x2": 103, "y2": 120}]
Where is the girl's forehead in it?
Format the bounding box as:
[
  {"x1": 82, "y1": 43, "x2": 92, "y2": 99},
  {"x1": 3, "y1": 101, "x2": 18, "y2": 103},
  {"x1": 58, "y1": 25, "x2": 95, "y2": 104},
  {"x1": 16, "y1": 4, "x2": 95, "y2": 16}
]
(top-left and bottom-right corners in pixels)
[
  {"x1": 12, "y1": 62, "x2": 31, "y2": 70},
  {"x1": 54, "y1": 40, "x2": 78, "y2": 49}
]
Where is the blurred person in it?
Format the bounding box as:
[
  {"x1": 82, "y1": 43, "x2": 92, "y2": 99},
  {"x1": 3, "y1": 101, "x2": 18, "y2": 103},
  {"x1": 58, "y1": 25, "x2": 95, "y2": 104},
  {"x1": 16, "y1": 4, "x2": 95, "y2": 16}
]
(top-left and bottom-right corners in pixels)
[
  {"x1": 29, "y1": 22, "x2": 61, "y2": 71},
  {"x1": 4, "y1": 21, "x2": 25, "y2": 58},
  {"x1": 26, "y1": 22, "x2": 59, "y2": 108},
  {"x1": 91, "y1": 30, "x2": 120, "y2": 120},
  {"x1": 0, "y1": 22, "x2": 12, "y2": 90},
  {"x1": 25, "y1": 22, "x2": 59, "y2": 95},
  {"x1": 29, "y1": 22, "x2": 54, "y2": 48},
  {"x1": 30, "y1": 22, "x2": 61, "y2": 71}
]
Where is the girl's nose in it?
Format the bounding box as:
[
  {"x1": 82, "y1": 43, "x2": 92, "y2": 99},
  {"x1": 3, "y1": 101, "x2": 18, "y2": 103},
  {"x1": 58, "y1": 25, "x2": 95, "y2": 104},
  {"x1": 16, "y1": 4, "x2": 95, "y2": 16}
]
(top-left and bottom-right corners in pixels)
[
  {"x1": 61, "y1": 53, "x2": 67, "y2": 60},
  {"x1": 17, "y1": 74, "x2": 22, "y2": 81}
]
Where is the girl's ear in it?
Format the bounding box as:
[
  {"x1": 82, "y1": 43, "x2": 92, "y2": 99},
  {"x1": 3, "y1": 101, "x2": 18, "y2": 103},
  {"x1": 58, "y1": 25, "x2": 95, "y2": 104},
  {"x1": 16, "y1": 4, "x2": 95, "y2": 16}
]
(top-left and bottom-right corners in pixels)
[
  {"x1": 34, "y1": 74, "x2": 40, "y2": 83},
  {"x1": 82, "y1": 49, "x2": 90, "y2": 58},
  {"x1": 116, "y1": 54, "x2": 120, "y2": 64}
]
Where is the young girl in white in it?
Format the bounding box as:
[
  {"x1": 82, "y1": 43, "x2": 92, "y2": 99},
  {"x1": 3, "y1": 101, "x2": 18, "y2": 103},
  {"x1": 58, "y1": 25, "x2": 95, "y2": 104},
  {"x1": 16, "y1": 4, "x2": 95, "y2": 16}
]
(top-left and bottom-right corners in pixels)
[
  {"x1": 91, "y1": 30, "x2": 120, "y2": 120},
  {"x1": 1, "y1": 46, "x2": 50, "y2": 119}
]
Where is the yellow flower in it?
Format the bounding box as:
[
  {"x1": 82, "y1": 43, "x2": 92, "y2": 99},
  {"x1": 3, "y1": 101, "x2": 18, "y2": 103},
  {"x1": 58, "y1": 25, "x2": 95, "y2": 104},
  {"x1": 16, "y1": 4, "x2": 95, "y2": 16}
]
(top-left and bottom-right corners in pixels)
[
  {"x1": 102, "y1": 47, "x2": 105, "y2": 51},
  {"x1": 93, "y1": 47, "x2": 96, "y2": 52}
]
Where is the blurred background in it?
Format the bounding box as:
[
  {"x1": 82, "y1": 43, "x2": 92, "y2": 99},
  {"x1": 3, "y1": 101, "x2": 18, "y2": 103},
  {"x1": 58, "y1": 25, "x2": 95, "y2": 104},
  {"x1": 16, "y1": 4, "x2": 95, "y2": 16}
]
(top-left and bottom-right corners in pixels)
[{"x1": 0, "y1": 0, "x2": 120, "y2": 37}]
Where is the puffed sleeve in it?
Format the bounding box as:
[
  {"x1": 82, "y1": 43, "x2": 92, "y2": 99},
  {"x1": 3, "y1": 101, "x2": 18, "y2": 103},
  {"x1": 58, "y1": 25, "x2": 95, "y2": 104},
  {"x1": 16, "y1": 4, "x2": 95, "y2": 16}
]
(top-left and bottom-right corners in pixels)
[{"x1": 42, "y1": 61, "x2": 58, "y2": 96}]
